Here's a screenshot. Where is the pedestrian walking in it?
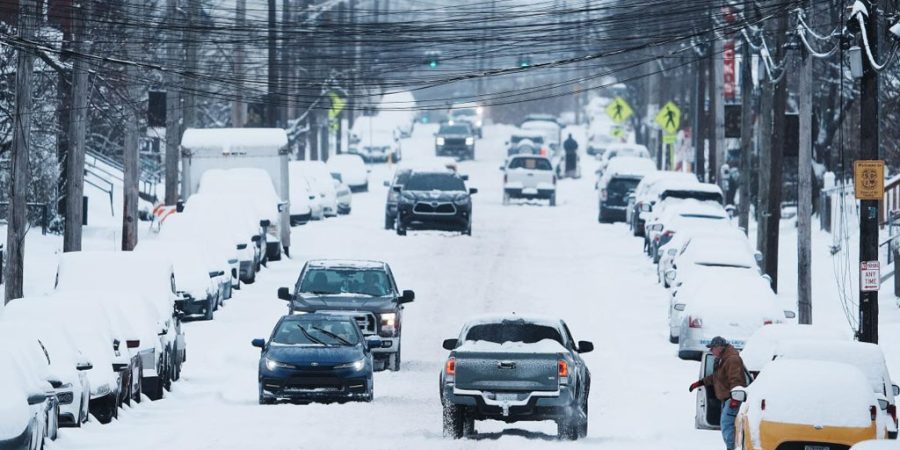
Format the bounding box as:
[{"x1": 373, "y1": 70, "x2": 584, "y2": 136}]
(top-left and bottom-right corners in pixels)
[{"x1": 688, "y1": 336, "x2": 748, "y2": 450}]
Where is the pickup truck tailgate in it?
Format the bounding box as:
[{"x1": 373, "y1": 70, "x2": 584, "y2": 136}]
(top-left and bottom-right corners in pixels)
[
  {"x1": 454, "y1": 352, "x2": 560, "y2": 392},
  {"x1": 507, "y1": 169, "x2": 553, "y2": 190}
]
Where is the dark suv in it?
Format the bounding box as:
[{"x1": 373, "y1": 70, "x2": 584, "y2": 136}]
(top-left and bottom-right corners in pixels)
[
  {"x1": 435, "y1": 123, "x2": 476, "y2": 160},
  {"x1": 277, "y1": 259, "x2": 415, "y2": 371},
  {"x1": 395, "y1": 171, "x2": 477, "y2": 235},
  {"x1": 598, "y1": 174, "x2": 644, "y2": 223}
]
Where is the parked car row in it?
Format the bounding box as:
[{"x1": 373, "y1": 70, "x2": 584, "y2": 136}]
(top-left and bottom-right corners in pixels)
[{"x1": 289, "y1": 157, "x2": 366, "y2": 225}]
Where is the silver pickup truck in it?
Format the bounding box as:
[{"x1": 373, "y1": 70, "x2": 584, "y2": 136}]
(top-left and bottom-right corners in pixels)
[{"x1": 439, "y1": 315, "x2": 593, "y2": 440}]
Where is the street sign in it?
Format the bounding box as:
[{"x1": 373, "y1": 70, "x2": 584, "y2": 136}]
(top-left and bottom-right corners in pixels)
[
  {"x1": 663, "y1": 133, "x2": 676, "y2": 145},
  {"x1": 606, "y1": 97, "x2": 633, "y2": 124},
  {"x1": 861, "y1": 261, "x2": 880, "y2": 292},
  {"x1": 655, "y1": 101, "x2": 681, "y2": 134},
  {"x1": 611, "y1": 126, "x2": 625, "y2": 138},
  {"x1": 328, "y1": 92, "x2": 346, "y2": 121},
  {"x1": 854, "y1": 160, "x2": 885, "y2": 200}
]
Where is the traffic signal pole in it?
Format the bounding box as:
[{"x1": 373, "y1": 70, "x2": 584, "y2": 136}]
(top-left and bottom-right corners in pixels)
[{"x1": 858, "y1": 2, "x2": 880, "y2": 344}]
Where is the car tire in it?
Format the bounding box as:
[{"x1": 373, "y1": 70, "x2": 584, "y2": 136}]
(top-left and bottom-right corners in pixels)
[
  {"x1": 463, "y1": 221, "x2": 472, "y2": 236},
  {"x1": 204, "y1": 297, "x2": 215, "y2": 321},
  {"x1": 396, "y1": 222, "x2": 407, "y2": 236},
  {"x1": 558, "y1": 417, "x2": 579, "y2": 441},
  {"x1": 669, "y1": 333, "x2": 679, "y2": 344},
  {"x1": 246, "y1": 270, "x2": 256, "y2": 285},
  {"x1": 384, "y1": 215, "x2": 394, "y2": 230},
  {"x1": 550, "y1": 193, "x2": 557, "y2": 207},
  {"x1": 258, "y1": 385, "x2": 275, "y2": 405},
  {"x1": 387, "y1": 350, "x2": 401, "y2": 372},
  {"x1": 577, "y1": 392, "x2": 589, "y2": 439},
  {"x1": 442, "y1": 403, "x2": 465, "y2": 439}
]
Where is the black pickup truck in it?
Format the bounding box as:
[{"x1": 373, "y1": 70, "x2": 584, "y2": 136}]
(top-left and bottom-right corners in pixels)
[
  {"x1": 439, "y1": 315, "x2": 593, "y2": 440},
  {"x1": 435, "y1": 122, "x2": 476, "y2": 160}
]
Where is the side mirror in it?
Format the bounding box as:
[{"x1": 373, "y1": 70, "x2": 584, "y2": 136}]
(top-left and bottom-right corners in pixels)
[
  {"x1": 730, "y1": 388, "x2": 747, "y2": 403},
  {"x1": 640, "y1": 203, "x2": 652, "y2": 213},
  {"x1": 27, "y1": 393, "x2": 47, "y2": 405},
  {"x1": 725, "y1": 204, "x2": 736, "y2": 217},
  {"x1": 277, "y1": 202, "x2": 288, "y2": 213},
  {"x1": 499, "y1": 165, "x2": 506, "y2": 171},
  {"x1": 469, "y1": 188, "x2": 478, "y2": 195},
  {"x1": 277, "y1": 287, "x2": 293, "y2": 301},
  {"x1": 175, "y1": 200, "x2": 185, "y2": 213},
  {"x1": 126, "y1": 340, "x2": 140, "y2": 349},
  {"x1": 665, "y1": 269, "x2": 677, "y2": 283},
  {"x1": 442, "y1": 338, "x2": 458, "y2": 350},
  {"x1": 383, "y1": 180, "x2": 390, "y2": 187},
  {"x1": 76, "y1": 360, "x2": 93, "y2": 371},
  {"x1": 251, "y1": 235, "x2": 262, "y2": 243},
  {"x1": 251, "y1": 338, "x2": 265, "y2": 349},
  {"x1": 365, "y1": 336, "x2": 384, "y2": 350},
  {"x1": 893, "y1": 384, "x2": 899, "y2": 397},
  {"x1": 392, "y1": 186, "x2": 402, "y2": 193},
  {"x1": 879, "y1": 398, "x2": 890, "y2": 410},
  {"x1": 260, "y1": 219, "x2": 271, "y2": 228},
  {"x1": 113, "y1": 339, "x2": 121, "y2": 352},
  {"x1": 577, "y1": 341, "x2": 594, "y2": 353},
  {"x1": 783, "y1": 310, "x2": 797, "y2": 319},
  {"x1": 399, "y1": 290, "x2": 415, "y2": 304},
  {"x1": 754, "y1": 251, "x2": 763, "y2": 263}
]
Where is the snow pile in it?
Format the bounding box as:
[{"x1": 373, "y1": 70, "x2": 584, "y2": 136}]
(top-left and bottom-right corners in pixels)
[
  {"x1": 741, "y1": 324, "x2": 852, "y2": 372},
  {"x1": 456, "y1": 339, "x2": 569, "y2": 354},
  {"x1": 198, "y1": 168, "x2": 281, "y2": 224},
  {"x1": 604, "y1": 156, "x2": 656, "y2": 177},
  {"x1": 136, "y1": 241, "x2": 215, "y2": 301},
  {"x1": 0, "y1": 365, "x2": 29, "y2": 439},
  {"x1": 327, "y1": 154, "x2": 368, "y2": 187},
  {"x1": 776, "y1": 340, "x2": 893, "y2": 397},
  {"x1": 680, "y1": 235, "x2": 758, "y2": 269},
  {"x1": 745, "y1": 359, "x2": 877, "y2": 447}
]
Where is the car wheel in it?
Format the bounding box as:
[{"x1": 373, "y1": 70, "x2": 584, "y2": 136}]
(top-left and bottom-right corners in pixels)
[
  {"x1": 204, "y1": 297, "x2": 215, "y2": 321},
  {"x1": 258, "y1": 385, "x2": 275, "y2": 405},
  {"x1": 442, "y1": 403, "x2": 465, "y2": 439},
  {"x1": 387, "y1": 350, "x2": 401, "y2": 372},
  {"x1": 384, "y1": 215, "x2": 394, "y2": 230},
  {"x1": 463, "y1": 222, "x2": 472, "y2": 236},
  {"x1": 597, "y1": 210, "x2": 605, "y2": 223},
  {"x1": 550, "y1": 193, "x2": 557, "y2": 207},
  {"x1": 247, "y1": 270, "x2": 256, "y2": 285},
  {"x1": 577, "y1": 391, "x2": 589, "y2": 438},
  {"x1": 396, "y1": 222, "x2": 407, "y2": 236},
  {"x1": 669, "y1": 333, "x2": 679, "y2": 344},
  {"x1": 502, "y1": 192, "x2": 510, "y2": 205}
]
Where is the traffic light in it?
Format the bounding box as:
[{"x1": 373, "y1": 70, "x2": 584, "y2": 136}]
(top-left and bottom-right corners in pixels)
[
  {"x1": 518, "y1": 55, "x2": 532, "y2": 68},
  {"x1": 425, "y1": 50, "x2": 441, "y2": 68}
]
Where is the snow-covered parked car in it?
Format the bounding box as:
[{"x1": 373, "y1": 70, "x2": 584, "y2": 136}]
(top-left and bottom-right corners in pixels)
[
  {"x1": 740, "y1": 323, "x2": 852, "y2": 375},
  {"x1": 773, "y1": 340, "x2": 900, "y2": 438},
  {"x1": 198, "y1": 168, "x2": 286, "y2": 261},
  {"x1": 182, "y1": 193, "x2": 262, "y2": 282},
  {"x1": 627, "y1": 171, "x2": 700, "y2": 236},
  {"x1": 158, "y1": 212, "x2": 241, "y2": 294},
  {"x1": 328, "y1": 154, "x2": 369, "y2": 192},
  {"x1": 645, "y1": 198, "x2": 730, "y2": 262},
  {"x1": 660, "y1": 228, "x2": 760, "y2": 289},
  {"x1": 330, "y1": 174, "x2": 352, "y2": 215},
  {"x1": 290, "y1": 175, "x2": 322, "y2": 223},
  {"x1": 596, "y1": 156, "x2": 656, "y2": 223},
  {"x1": 501, "y1": 155, "x2": 557, "y2": 206},
  {"x1": 439, "y1": 315, "x2": 593, "y2": 440},
  {"x1": 596, "y1": 143, "x2": 650, "y2": 176},
  {"x1": 0, "y1": 345, "x2": 58, "y2": 450},
  {"x1": 730, "y1": 359, "x2": 886, "y2": 449},
  {"x1": 290, "y1": 161, "x2": 338, "y2": 217},
  {"x1": 677, "y1": 272, "x2": 793, "y2": 360},
  {"x1": 137, "y1": 241, "x2": 220, "y2": 320},
  {"x1": 55, "y1": 251, "x2": 186, "y2": 401}
]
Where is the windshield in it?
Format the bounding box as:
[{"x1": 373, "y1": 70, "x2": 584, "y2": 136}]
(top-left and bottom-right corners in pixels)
[
  {"x1": 299, "y1": 268, "x2": 391, "y2": 296},
  {"x1": 511, "y1": 135, "x2": 544, "y2": 145},
  {"x1": 465, "y1": 321, "x2": 563, "y2": 345},
  {"x1": 440, "y1": 125, "x2": 471, "y2": 134},
  {"x1": 509, "y1": 157, "x2": 552, "y2": 170},
  {"x1": 404, "y1": 173, "x2": 465, "y2": 191},
  {"x1": 608, "y1": 178, "x2": 640, "y2": 195},
  {"x1": 271, "y1": 319, "x2": 360, "y2": 346},
  {"x1": 451, "y1": 109, "x2": 477, "y2": 117}
]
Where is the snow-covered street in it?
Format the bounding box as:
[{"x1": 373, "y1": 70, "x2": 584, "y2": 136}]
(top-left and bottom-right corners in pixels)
[{"x1": 43, "y1": 124, "x2": 722, "y2": 449}]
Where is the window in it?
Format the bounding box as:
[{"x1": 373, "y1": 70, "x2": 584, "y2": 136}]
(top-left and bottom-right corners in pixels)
[
  {"x1": 509, "y1": 157, "x2": 552, "y2": 171},
  {"x1": 404, "y1": 174, "x2": 466, "y2": 191},
  {"x1": 298, "y1": 268, "x2": 391, "y2": 297},
  {"x1": 439, "y1": 125, "x2": 471, "y2": 135},
  {"x1": 465, "y1": 321, "x2": 563, "y2": 345},
  {"x1": 271, "y1": 319, "x2": 360, "y2": 346}
]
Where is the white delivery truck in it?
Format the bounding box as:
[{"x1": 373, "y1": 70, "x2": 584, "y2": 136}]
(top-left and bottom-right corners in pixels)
[{"x1": 180, "y1": 128, "x2": 292, "y2": 258}]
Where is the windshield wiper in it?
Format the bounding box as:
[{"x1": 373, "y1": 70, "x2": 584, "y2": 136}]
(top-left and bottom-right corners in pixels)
[
  {"x1": 310, "y1": 327, "x2": 352, "y2": 346},
  {"x1": 297, "y1": 324, "x2": 329, "y2": 346},
  {"x1": 303, "y1": 290, "x2": 335, "y2": 295}
]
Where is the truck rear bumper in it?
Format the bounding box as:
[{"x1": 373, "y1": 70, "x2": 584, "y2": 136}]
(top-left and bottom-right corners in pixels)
[{"x1": 443, "y1": 385, "x2": 576, "y2": 421}]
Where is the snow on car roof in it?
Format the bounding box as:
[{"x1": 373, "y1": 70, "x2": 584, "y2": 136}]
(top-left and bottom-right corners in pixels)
[
  {"x1": 0, "y1": 374, "x2": 29, "y2": 440},
  {"x1": 605, "y1": 156, "x2": 657, "y2": 177},
  {"x1": 181, "y1": 128, "x2": 287, "y2": 151},
  {"x1": 741, "y1": 324, "x2": 852, "y2": 372},
  {"x1": 681, "y1": 275, "x2": 780, "y2": 320},
  {"x1": 775, "y1": 340, "x2": 892, "y2": 394},
  {"x1": 456, "y1": 339, "x2": 569, "y2": 354},
  {"x1": 681, "y1": 236, "x2": 756, "y2": 268},
  {"x1": 660, "y1": 181, "x2": 723, "y2": 196},
  {"x1": 462, "y1": 313, "x2": 562, "y2": 329},
  {"x1": 746, "y1": 359, "x2": 877, "y2": 429},
  {"x1": 661, "y1": 199, "x2": 727, "y2": 219},
  {"x1": 306, "y1": 259, "x2": 387, "y2": 270}
]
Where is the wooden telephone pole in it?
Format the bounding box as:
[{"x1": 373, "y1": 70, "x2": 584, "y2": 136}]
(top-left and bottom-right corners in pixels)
[
  {"x1": 797, "y1": 2, "x2": 814, "y2": 324},
  {"x1": 64, "y1": 0, "x2": 91, "y2": 252}
]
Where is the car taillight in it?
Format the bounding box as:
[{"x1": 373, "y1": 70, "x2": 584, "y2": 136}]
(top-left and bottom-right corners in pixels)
[
  {"x1": 445, "y1": 358, "x2": 456, "y2": 375},
  {"x1": 662, "y1": 230, "x2": 675, "y2": 239},
  {"x1": 558, "y1": 360, "x2": 568, "y2": 377},
  {"x1": 871, "y1": 405, "x2": 878, "y2": 421},
  {"x1": 688, "y1": 316, "x2": 702, "y2": 328},
  {"x1": 763, "y1": 320, "x2": 773, "y2": 326}
]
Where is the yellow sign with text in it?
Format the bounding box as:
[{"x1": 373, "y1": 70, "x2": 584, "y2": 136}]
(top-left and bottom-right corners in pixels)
[{"x1": 854, "y1": 160, "x2": 884, "y2": 200}]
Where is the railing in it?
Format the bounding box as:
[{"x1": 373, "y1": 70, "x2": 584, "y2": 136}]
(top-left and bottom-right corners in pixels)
[
  {"x1": 84, "y1": 167, "x2": 115, "y2": 216},
  {"x1": 0, "y1": 202, "x2": 52, "y2": 235}
]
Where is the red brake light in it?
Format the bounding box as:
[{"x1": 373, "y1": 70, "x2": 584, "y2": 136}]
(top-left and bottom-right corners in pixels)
[
  {"x1": 871, "y1": 405, "x2": 878, "y2": 421},
  {"x1": 558, "y1": 360, "x2": 568, "y2": 377},
  {"x1": 688, "y1": 316, "x2": 702, "y2": 328},
  {"x1": 662, "y1": 230, "x2": 675, "y2": 239},
  {"x1": 763, "y1": 320, "x2": 773, "y2": 325},
  {"x1": 445, "y1": 358, "x2": 456, "y2": 375}
]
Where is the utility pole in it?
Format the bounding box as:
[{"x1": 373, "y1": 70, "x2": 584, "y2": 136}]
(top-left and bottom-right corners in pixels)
[
  {"x1": 713, "y1": 37, "x2": 726, "y2": 184},
  {"x1": 281, "y1": 0, "x2": 291, "y2": 124},
  {"x1": 694, "y1": 47, "x2": 706, "y2": 179},
  {"x1": 64, "y1": 0, "x2": 90, "y2": 252},
  {"x1": 122, "y1": 2, "x2": 141, "y2": 251},
  {"x1": 797, "y1": 3, "x2": 813, "y2": 324},
  {"x1": 756, "y1": 57, "x2": 773, "y2": 263},
  {"x1": 346, "y1": 0, "x2": 357, "y2": 130},
  {"x1": 184, "y1": 0, "x2": 199, "y2": 132},
  {"x1": 5, "y1": 0, "x2": 37, "y2": 303},
  {"x1": 706, "y1": 38, "x2": 719, "y2": 183},
  {"x1": 232, "y1": 0, "x2": 246, "y2": 127},
  {"x1": 858, "y1": 1, "x2": 880, "y2": 343},
  {"x1": 765, "y1": 7, "x2": 789, "y2": 292},
  {"x1": 738, "y1": 39, "x2": 753, "y2": 235},
  {"x1": 165, "y1": 0, "x2": 181, "y2": 206},
  {"x1": 267, "y1": 0, "x2": 278, "y2": 127}
]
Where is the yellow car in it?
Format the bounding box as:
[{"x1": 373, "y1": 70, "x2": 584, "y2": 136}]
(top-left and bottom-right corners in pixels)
[{"x1": 730, "y1": 359, "x2": 886, "y2": 450}]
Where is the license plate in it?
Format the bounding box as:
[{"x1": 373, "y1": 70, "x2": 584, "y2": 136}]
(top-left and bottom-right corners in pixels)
[
  {"x1": 804, "y1": 446, "x2": 829, "y2": 450},
  {"x1": 522, "y1": 188, "x2": 538, "y2": 195},
  {"x1": 496, "y1": 393, "x2": 518, "y2": 401}
]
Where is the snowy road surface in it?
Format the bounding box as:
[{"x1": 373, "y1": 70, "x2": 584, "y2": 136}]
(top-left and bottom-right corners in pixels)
[{"x1": 51, "y1": 124, "x2": 723, "y2": 449}]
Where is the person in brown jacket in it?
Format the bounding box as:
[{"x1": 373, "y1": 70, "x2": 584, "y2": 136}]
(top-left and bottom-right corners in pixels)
[{"x1": 688, "y1": 336, "x2": 748, "y2": 450}]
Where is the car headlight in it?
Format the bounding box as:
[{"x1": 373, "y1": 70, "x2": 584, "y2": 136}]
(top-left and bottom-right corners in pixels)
[
  {"x1": 335, "y1": 359, "x2": 366, "y2": 371},
  {"x1": 454, "y1": 196, "x2": 470, "y2": 206},
  {"x1": 465, "y1": 137, "x2": 475, "y2": 145},
  {"x1": 475, "y1": 120, "x2": 483, "y2": 127},
  {"x1": 436, "y1": 137, "x2": 445, "y2": 145},
  {"x1": 264, "y1": 358, "x2": 292, "y2": 371}
]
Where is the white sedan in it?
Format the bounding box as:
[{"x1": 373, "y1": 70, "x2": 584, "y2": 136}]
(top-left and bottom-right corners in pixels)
[{"x1": 328, "y1": 154, "x2": 369, "y2": 192}]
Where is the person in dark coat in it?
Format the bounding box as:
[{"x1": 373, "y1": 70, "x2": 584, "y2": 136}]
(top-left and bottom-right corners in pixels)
[
  {"x1": 689, "y1": 337, "x2": 748, "y2": 450},
  {"x1": 563, "y1": 133, "x2": 578, "y2": 173}
]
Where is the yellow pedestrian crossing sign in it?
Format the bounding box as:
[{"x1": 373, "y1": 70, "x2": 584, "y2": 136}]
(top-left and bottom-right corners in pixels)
[
  {"x1": 606, "y1": 97, "x2": 633, "y2": 124},
  {"x1": 656, "y1": 101, "x2": 681, "y2": 134},
  {"x1": 328, "y1": 92, "x2": 346, "y2": 121}
]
